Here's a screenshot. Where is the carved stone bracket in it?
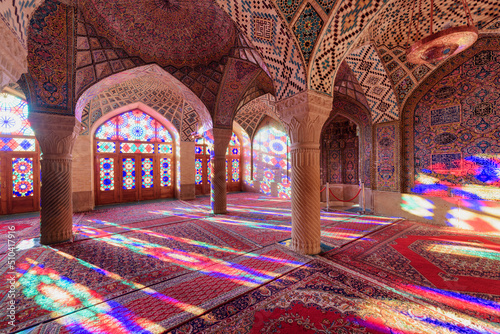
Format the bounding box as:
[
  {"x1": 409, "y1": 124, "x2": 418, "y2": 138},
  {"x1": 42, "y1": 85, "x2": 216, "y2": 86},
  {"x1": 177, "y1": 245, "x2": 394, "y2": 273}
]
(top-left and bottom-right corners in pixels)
[
  {"x1": 276, "y1": 90, "x2": 332, "y2": 148},
  {"x1": 28, "y1": 113, "x2": 82, "y2": 158}
]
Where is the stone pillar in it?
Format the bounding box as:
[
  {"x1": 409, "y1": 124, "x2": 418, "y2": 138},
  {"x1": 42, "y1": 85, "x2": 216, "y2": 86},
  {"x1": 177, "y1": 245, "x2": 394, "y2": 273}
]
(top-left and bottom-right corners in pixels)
[
  {"x1": 177, "y1": 141, "x2": 196, "y2": 200},
  {"x1": 29, "y1": 113, "x2": 81, "y2": 245},
  {"x1": 277, "y1": 90, "x2": 332, "y2": 255},
  {"x1": 211, "y1": 127, "x2": 232, "y2": 214}
]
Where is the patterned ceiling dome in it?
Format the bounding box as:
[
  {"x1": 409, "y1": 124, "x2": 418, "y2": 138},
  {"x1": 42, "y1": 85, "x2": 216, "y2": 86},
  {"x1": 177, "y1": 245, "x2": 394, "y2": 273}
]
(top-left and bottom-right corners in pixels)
[{"x1": 80, "y1": 0, "x2": 237, "y2": 67}]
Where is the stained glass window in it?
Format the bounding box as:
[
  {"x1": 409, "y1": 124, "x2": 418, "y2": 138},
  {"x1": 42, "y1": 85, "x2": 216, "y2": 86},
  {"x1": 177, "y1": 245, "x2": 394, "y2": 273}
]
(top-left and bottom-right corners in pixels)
[
  {"x1": 231, "y1": 159, "x2": 240, "y2": 182},
  {"x1": 142, "y1": 158, "x2": 153, "y2": 188},
  {"x1": 195, "y1": 146, "x2": 203, "y2": 154},
  {"x1": 0, "y1": 93, "x2": 34, "y2": 136},
  {"x1": 195, "y1": 158, "x2": 203, "y2": 185},
  {"x1": 95, "y1": 110, "x2": 174, "y2": 143},
  {"x1": 207, "y1": 157, "x2": 212, "y2": 185},
  {"x1": 229, "y1": 133, "x2": 240, "y2": 146},
  {"x1": 95, "y1": 119, "x2": 118, "y2": 140},
  {"x1": 120, "y1": 143, "x2": 154, "y2": 154},
  {"x1": 12, "y1": 158, "x2": 33, "y2": 197},
  {"x1": 122, "y1": 158, "x2": 135, "y2": 189},
  {"x1": 99, "y1": 158, "x2": 114, "y2": 191},
  {"x1": 158, "y1": 144, "x2": 173, "y2": 154},
  {"x1": 0, "y1": 138, "x2": 35, "y2": 152},
  {"x1": 160, "y1": 158, "x2": 171, "y2": 187},
  {"x1": 253, "y1": 119, "x2": 291, "y2": 199},
  {"x1": 94, "y1": 109, "x2": 174, "y2": 203},
  {"x1": 117, "y1": 111, "x2": 155, "y2": 141},
  {"x1": 156, "y1": 124, "x2": 173, "y2": 142},
  {"x1": 97, "y1": 141, "x2": 116, "y2": 153}
]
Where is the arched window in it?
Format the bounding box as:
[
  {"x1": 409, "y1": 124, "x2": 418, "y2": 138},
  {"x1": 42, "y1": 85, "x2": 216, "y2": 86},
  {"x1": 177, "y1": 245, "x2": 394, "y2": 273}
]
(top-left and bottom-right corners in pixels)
[
  {"x1": 253, "y1": 118, "x2": 291, "y2": 198},
  {"x1": 194, "y1": 131, "x2": 241, "y2": 195},
  {"x1": 226, "y1": 133, "x2": 241, "y2": 192},
  {"x1": 94, "y1": 109, "x2": 174, "y2": 205},
  {"x1": 0, "y1": 93, "x2": 40, "y2": 214}
]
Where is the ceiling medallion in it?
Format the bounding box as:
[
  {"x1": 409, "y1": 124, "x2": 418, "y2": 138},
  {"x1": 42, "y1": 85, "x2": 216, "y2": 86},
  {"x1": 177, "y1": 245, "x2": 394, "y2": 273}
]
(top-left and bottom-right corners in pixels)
[
  {"x1": 405, "y1": 0, "x2": 478, "y2": 64},
  {"x1": 154, "y1": 0, "x2": 181, "y2": 11}
]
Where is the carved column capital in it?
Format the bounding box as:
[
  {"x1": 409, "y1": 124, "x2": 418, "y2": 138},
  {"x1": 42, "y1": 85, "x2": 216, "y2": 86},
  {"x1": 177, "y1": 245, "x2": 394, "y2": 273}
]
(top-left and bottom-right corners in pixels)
[
  {"x1": 28, "y1": 113, "x2": 81, "y2": 159},
  {"x1": 212, "y1": 127, "x2": 233, "y2": 157},
  {"x1": 276, "y1": 90, "x2": 332, "y2": 148}
]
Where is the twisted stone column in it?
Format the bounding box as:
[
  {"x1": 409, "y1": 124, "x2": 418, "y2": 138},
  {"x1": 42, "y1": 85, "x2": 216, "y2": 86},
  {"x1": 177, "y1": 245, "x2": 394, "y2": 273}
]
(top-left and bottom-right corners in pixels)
[
  {"x1": 277, "y1": 90, "x2": 332, "y2": 254},
  {"x1": 211, "y1": 128, "x2": 232, "y2": 214},
  {"x1": 29, "y1": 113, "x2": 81, "y2": 245}
]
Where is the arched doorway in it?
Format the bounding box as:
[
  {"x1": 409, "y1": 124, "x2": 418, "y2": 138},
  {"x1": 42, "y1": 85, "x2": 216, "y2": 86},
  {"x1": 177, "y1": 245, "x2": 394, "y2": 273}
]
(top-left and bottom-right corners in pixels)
[
  {"x1": 321, "y1": 116, "x2": 359, "y2": 185},
  {"x1": 194, "y1": 131, "x2": 241, "y2": 195},
  {"x1": 94, "y1": 109, "x2": 175, "y2": 205},
  {"x1": 0, "y1": 93, "x2": 40, "y2": 214}
]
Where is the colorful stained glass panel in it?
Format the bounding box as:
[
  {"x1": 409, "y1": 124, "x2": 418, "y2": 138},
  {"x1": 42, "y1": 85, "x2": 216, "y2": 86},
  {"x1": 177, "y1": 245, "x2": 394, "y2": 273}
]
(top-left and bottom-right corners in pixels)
[
  {"x1": 99, "y1": 158, "x2": 114, "y2": 191},
  {"x1": 207, "y1": 157, "x2": 212, "y2": 185},
  {"x1": 95, "y1": 119, "x2": 117, "y2": 140},
  {"x1": 158, "y1": 144, "x2": 173, "y2": 154},
  {"x1": 156, "y1": 124, "x2": 173, "y2": 142},
  {"x1": 160, "y1": 158, "x2": 171, "y2": 187},
  {"x1": 122, "y1": 158, "x2": 135, "y2": 190},
  {"x1": 12, "y1": 158, "x2": 33, "y2": 197},
  {"x1": 195, "y1": 146, "x2": 203, "y2": 154},
  {"x1": 229, "y1": 133, "x2": 240, "y2": 146},
  {"x1": 195, "y1": 158, "x2": 203, "y2": 185},
  {"x1": 141, "y1": 158, "x2": 153, "y2": 188},
  {"x1": 232, "y1": 159, "x2": 240, "y2": 182},
  {"x1": 120, "y1": 143, "x2": 154, "y2": 154},
  {"x1": 0, "y1": 93, "x2": 34, "y2": 136},
  {"x1": 117, "y1": 110, "x2": 155, "y2": 142},
  {"x1": 97, "y1": 141, "x2": 116, "y2": 153},
  {"x1": 0, "y1": 138, "x2": 35, "y2": 152}
]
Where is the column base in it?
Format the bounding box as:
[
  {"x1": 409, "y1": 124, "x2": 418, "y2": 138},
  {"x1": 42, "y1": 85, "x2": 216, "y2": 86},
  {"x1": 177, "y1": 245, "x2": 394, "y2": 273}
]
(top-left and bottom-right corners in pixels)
[
  {"x1": 212, "y1": 208, "x2": 228, "y2": 214},
  {"x1": 291, "y1": 238, "x2": 321, "y2": 255},
  {"x1": 40, "y1": 230, "x2": 73, "y2": 245}
]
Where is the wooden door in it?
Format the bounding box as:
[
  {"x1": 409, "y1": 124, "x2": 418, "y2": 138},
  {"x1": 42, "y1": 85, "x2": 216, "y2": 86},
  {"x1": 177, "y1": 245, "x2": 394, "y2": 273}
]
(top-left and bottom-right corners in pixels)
[{"x1": 0, "y1": 153, "x2": 40, "y2": 214}]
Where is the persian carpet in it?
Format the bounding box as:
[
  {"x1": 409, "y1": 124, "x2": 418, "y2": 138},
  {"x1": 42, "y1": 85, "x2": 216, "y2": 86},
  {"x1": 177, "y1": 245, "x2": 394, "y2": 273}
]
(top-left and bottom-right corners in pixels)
[
  {"x1": 320, "y1": 217, "x2": 401, "y2": 248},
  {"x1": 206, "y1": 215, "x2": 292, "y2": 246},
  {"x1": 323, "y1": 220, "x2": 500, "y2": 322},
  {"x1": 21, "y1": 245, "x2": 310, "y2": 334},
  {"x1": 169, "y1": 259, "x2": 481, "y2": 334}
]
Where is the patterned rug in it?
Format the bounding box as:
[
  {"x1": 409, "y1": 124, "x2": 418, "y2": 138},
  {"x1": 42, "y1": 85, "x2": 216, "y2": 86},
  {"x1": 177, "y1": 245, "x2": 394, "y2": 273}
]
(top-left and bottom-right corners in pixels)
[
  {"x1": 16, "y1": 245, "x2": 310, "y2": 334},
  {"x1": 169, "y1": 259, "x2": 483, "y2": 334},
  {"x1": 323, "y1": 220, "x2": 500, "y2": 322},
  {"x1": 206, "y1": 214, "x2": 292, "y2": 246},
  {"x1": 320, "y1": 218, "x2": 401, "y2": 248},
  {"x1": 0, "y1": 219, "x2": 263, "y2": 333}
]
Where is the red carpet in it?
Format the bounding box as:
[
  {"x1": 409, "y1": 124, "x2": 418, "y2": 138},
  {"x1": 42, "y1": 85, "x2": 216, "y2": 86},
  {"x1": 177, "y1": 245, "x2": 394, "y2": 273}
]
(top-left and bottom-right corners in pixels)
[
  {"x1": 323, "y1": 220, "x2": 500, "y2": 322},
  {"x1": 169, "y1": 260, "x2": 481, "y2": 334},
  {"x1": 17, "y1": 245, "x2": 310, "y2": 334},
  {"x1": 1, "y1": 193, "x2": 497, "y2": 333}
]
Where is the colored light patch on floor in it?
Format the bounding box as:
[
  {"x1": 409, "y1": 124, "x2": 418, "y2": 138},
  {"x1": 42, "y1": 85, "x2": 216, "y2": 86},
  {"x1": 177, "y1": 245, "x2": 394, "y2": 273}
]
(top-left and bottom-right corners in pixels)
[
  {"x1": 0, "y1": 247, "x2": 125, "y2": 333},
  {"x1": 24, "y1": 245, "x2": 310, "y2": 334},
  {"x1": 323, "y1": 221, "x2": 500, "y2": 321},
  {"x1": 206, "y1": 216, "x2": 292, "y2": 246},
  {"x1": 320, "y1": 219, "x2": 399, "y2": 248},
  {"x1": 169, "y1": 259, "x2": 477, "y2": 334}
]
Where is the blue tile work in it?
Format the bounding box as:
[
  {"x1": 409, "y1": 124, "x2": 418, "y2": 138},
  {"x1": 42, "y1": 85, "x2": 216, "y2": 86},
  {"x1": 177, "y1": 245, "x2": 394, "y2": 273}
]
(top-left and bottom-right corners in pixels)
[{"x1": 293, "y1": 3, "x2": 323, "y2": 62}]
